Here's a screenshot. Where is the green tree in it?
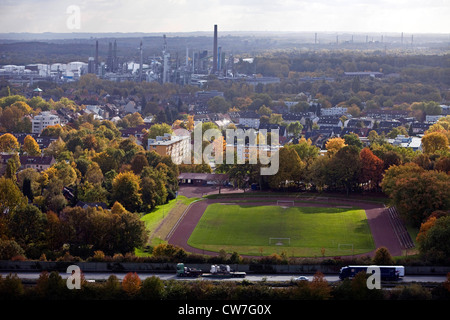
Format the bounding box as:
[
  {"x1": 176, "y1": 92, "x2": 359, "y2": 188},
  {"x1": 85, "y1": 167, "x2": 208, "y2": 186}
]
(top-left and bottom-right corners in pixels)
[
  {"x1": 140, "y1": 276, "x2": 165, "y2": 300},
  {"x1": 372, "y1": 247, "x2": 394, "y2": 265},
  {"x1": 8, "y1": 204, "x2": 47, "y2": 255},
  {"x1": 418, "y1": 216, "x2": 450, "y2": 262},
  {"x1": 328, "y1": 146, "x2": 361, "y2": 195},
  {"x1": 343, "y1": 133, "x2": 363, "y2": 150},
  {"x1": 268, "y1": 147, "x2": 305, "y2": 190},
  {"x1": 146, "y1": 123, "x2": 173, "y2": 140},
  {"x1": 111, "y1": 171, "x2": 142, "y2": 212},
  {"x1": 0, "y1": 239, "x2": 25, "y2": 260},
  {"x1": 0, "y1": 177, "x2": 26, "y2": 216},
  {"x1": 207, "y1": 96, "x2": 231, "y2": 113},
  {"x1": 287, "y1": 121, "x2": 303, "y2": 138}
]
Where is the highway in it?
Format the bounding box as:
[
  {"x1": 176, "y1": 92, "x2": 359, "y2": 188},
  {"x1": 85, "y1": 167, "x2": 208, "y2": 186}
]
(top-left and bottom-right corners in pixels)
[{"x1": 1, "y1": 271, "x2": 447, "y2": 284}]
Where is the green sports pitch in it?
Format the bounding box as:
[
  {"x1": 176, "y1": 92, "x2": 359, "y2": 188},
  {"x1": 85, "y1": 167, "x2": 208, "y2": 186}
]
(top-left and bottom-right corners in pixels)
[{"x1": 187, "y1": 203, "x2": 375, "y2": 257}]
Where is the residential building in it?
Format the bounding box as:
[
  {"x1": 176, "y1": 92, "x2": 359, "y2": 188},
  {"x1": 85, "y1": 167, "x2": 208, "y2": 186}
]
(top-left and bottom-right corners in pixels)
[
  {"x1": 147, "y1": 133, "x2": 190, "y2": 165},
  {"x1": 321, "y1": 106, "x2": 348, "y2": 116},
  {"x1": 178, "y1": 172, "x2": 229, "y2": 186},
  {"x1": 32, "y1": 111, "x2": 60, "y2": 134},
  {"x1": 425, "y1": 114, "x2": 444, "y2": 123},
  {"x1": 316, "y1": 116, "x2": 342, "y2": 128},
  {"x1": 391, "y1": 135, "x2": 422, "y2": 151},
  {"x1": 410, "y1": 122, "x2": 431, "y2": 135},
  {"x1": 238, "y1": 112, "x2": 260, "y2": 129},
  {"x1": 0, "y1": 155, "x2": 56, "y2": 172}
]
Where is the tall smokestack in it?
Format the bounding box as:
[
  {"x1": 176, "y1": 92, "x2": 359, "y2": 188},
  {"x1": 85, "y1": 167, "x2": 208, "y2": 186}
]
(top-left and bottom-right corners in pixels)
[
  {"x1": 113, "y1": 40, "x2": 117, "y2": 72},
  {"x1": 213, "y1": 24, "x2": 218, "y2": 74},
  {"x1": 95, "y1": 40, "x2": 99, "y2": 74}
]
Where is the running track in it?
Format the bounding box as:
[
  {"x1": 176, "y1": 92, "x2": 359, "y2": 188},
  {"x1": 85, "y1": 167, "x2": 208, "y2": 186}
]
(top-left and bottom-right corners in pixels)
[{"x1": 167, "y1": 196, "x2": 404, "y2": 258}]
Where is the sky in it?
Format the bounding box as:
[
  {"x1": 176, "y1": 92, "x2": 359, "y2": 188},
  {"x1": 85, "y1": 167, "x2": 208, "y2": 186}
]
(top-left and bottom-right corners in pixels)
[{"x1": 1, "y1": 0, "x2": 449, "y2": 34}]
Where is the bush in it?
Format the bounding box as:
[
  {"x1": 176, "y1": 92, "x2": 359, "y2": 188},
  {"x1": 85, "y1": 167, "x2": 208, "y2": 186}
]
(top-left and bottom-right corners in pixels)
[
  {"x1": 0, "y1": 239, "x2": 25, "y2": 260},
  {"x1": 0, "y1": 274, "x2": 24, "y2": 299},
  {"x1": 140, "y1": 276, "x2": 165, "y2": 300},
  {"x1": 372, "y1": 247, "x2": 394, "y2": 265}
]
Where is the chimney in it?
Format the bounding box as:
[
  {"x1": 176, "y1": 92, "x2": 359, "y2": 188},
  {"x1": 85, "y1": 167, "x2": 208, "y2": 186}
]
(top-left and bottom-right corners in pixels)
[{"x1": 213, "y1": 24, "x2": 218, "y2": 74}]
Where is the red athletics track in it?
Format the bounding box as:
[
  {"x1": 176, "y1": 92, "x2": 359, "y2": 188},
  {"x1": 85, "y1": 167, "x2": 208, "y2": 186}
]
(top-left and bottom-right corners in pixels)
[{"x1": 167, "y1": 195, "x2": 404, "y2": 258}]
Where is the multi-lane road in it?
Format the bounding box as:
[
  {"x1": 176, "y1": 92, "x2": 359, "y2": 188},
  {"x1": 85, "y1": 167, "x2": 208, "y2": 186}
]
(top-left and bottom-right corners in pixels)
[{"x1": 2, "y1": 272, "x2": 447, "y2": 284}]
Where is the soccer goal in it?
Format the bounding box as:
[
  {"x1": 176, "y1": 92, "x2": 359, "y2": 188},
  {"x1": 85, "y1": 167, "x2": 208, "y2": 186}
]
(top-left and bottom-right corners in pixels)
[
  {"x1": 269, "y1": 237, "x2": 291, "y2": 246},
  {"x1": 277, "y1": 200, "x2": 295, "y2": 209},
  {"x1": 338, "y1": 243, "x2": 354, "y2": 255}
]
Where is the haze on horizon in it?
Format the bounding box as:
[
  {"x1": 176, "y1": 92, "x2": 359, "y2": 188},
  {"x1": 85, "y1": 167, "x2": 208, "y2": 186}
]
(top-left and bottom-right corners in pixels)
[{"x1": 0, "y1": 0, "x2": 449, "y2": 35}]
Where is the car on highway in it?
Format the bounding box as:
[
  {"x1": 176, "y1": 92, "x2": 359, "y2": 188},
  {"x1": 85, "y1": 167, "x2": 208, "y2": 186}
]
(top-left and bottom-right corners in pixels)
[{"x1": 294, "y1": 276, "x2": 310, "y2": 281}]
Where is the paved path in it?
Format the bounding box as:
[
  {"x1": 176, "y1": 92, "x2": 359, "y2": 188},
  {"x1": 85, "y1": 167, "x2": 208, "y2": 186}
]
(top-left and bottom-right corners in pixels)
[{"x1": 167, "y1": 196, "x2": 405, "y2": 258}]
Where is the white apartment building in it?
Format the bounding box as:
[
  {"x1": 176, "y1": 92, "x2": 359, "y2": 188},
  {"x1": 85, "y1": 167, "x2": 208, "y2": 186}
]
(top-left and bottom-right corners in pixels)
[
  {"x1": 147, "y1": 133, "x2": 190, "y2": 165},
  {"x1": 32, "y1": 111, "x2": 61, "y2": 134}
]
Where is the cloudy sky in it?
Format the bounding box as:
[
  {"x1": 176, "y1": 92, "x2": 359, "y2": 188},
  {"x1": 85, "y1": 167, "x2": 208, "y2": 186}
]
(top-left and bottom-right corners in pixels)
[{"x1": 1, "y1": 0, "x2": 449, "y2": 34}]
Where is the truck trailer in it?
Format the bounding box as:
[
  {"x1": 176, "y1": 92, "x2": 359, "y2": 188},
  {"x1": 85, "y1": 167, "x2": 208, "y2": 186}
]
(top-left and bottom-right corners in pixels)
[
  {"x1": 176, "y1": 263, "x2": 246, "y2": 278},
  {"x1": 201, "y1": 264, "x2": 246, "y2": 278}
]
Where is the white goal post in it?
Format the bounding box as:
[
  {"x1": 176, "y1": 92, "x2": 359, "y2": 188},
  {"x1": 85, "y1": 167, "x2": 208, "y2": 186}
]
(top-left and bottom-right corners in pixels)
[
  {"x1": 269, "y1": 237, "x2": 291, "y2": 246},
  {"x1": 338, "y1": 243, "x2": 354, "y2": 254},
  {"x1": 276, "y1": 200, "x2": 295, "y2": 207}
]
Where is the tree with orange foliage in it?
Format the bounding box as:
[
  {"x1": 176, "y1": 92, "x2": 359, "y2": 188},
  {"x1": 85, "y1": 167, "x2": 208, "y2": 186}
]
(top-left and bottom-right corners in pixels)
[
  {"x1": 309, "y1": 271, "x2": 331, "y2": 300},
  {"x1": 416, "y1": 216, "x2": 437, "y2": 244},
  {"x1": 122, "y1": 272, "x2": 142, "y2": 297},
  {"x1": 359, "y1": 148, "x2": 384, "y2": 191}
]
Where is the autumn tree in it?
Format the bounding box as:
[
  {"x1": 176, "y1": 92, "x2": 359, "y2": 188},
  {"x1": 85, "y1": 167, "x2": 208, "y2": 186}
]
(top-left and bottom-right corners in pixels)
[
  {"x1": 122, "y1": 272, "x2": 142, "y2": 297},
  {"x1": 22, "y1": 135, "x2": 41, "y2": 156},
  {"x1": 111, "y1": 201, "x2": 127, "y2": 215},
  {"x1": 308, "y1": 271, "x2": 332, "y2": 300},
  {"x1": 84, "y1": 162, "x2": 104, "y2": 185},
  {"x1": 382, "y1": 164, "x2": 450, "y2": 226},
  {"x1": 0, "y1": 133, "x2": 19, "y2": 153},
  {"x1": 359, "y1": 148, "x2": 384, "y2": 190},
  {"x1": 421, "y1": 131, "x2": 449, "y2": 154},
  {"x1": 325, "y1": 137, "x2": 347, "y2": 157}
]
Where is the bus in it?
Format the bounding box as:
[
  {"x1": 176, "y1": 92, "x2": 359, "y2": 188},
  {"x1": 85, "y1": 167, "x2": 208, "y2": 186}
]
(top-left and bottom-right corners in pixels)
[{"x1": 339, "y1": 265, "x2": 405, "y2": 281}]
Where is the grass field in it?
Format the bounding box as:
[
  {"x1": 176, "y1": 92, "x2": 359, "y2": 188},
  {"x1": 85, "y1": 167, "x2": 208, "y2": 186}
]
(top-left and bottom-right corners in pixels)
[
  {"x1": 187, "y1": 203, "x2": 375, "y2": 257},
  {"x1": 135, "y1": 196, "x2": 200, "y2": 256}
]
